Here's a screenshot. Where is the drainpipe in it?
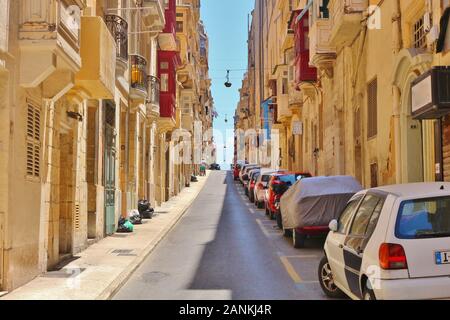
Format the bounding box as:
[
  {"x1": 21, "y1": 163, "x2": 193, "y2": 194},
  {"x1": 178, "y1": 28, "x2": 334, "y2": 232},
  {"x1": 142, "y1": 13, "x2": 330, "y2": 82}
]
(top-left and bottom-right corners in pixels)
[{"x1": 392, "y1": 0, "x2": 403, "y2": 184}]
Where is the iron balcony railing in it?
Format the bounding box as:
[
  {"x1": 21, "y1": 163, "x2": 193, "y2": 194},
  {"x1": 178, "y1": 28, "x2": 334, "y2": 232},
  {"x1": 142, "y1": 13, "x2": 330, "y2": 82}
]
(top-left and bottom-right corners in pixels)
[
  {"x1": 146, "y1": 75, "x2": 160, "y2": 105},
  {"x1": 130, "y1": 54, "x2": 148, "y2": 92},
  {"x1": 105, "y1": 14, "x2": 128, "y2": 62}
]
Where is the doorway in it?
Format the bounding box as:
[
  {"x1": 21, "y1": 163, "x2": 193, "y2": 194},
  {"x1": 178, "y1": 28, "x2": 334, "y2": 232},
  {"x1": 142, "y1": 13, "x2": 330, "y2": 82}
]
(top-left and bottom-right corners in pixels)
[
  {"x1": 58, "y1": 130, "x2": 75, "y2": 259},
  {"x1": 104, "y1": 102, "x2": 116, "y2": 236}
]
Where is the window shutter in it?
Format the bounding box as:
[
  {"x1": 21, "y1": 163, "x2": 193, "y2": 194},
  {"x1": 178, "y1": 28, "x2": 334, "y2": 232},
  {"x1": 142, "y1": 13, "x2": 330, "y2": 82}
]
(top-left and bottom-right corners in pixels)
[
  {"x1": 26, "y1": 103, "x2": 41, "y2": 178},
  {"x1": 367, "y1": 78, "x2": 378, "y2": 139}
]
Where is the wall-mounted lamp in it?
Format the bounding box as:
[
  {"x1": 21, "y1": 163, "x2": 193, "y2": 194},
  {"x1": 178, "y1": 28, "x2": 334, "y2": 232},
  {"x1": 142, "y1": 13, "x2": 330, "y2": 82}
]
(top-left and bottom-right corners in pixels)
[{"x1": 66, "y1": 111, "x2": 83, "y2": 122}]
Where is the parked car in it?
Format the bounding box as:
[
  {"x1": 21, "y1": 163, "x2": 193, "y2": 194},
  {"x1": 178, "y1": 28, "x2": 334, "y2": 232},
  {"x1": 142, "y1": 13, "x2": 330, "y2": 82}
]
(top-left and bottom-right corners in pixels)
[
  {"x1": 210, "y1": 163, "x2": 221, "y2": 170},
  {"x1": 318, "y1": 182, "x2": 450, "y2": 300},
  {"x1": 265, "y1": 172, "x2": 311, "y2": 221},
  {"x1": 243, "y1": 167, "x2": 261, "y2": 193},
  {"x1": 280, "y1": 176, "x2": 362, "y2": 248},
  {"x1": 254, "y1": 170, "x2": 287, "y2": 208},
  {"x1": 240, "y1": 164, "x2": 259, "y2": 185},
  {"x1": 233, "y1": 160, "x2": 246, "y2": 181},
  {"x1": 247, "y1": 170, "x2": 261, "y2": 202},
  {"x1": 239, "y1": 164, "x2": 258, "y2": 184}
]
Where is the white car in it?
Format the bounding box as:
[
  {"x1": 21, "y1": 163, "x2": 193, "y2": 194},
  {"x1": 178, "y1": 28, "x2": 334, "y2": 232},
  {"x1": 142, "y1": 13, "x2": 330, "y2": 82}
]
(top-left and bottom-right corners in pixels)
[{"x1": 319, "y1": 183, "x2": 450, "y2": 300}]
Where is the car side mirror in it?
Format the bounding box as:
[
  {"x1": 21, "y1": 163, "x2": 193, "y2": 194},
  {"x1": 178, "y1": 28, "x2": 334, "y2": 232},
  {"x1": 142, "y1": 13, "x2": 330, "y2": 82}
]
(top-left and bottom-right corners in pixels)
[{"x1": 329, "y1": 219, "x2": 339, "y2": 233}]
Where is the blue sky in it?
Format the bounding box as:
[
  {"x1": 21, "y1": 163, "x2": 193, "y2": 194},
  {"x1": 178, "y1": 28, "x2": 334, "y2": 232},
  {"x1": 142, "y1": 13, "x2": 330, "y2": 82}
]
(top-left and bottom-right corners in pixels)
[{"x1": 201, "y1": 0, "x2": 254, "y2": 166}]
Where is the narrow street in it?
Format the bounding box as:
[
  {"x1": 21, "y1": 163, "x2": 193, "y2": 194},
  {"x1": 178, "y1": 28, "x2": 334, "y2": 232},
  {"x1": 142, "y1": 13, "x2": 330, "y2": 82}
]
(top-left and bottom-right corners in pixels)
[{"x1": 114, "y1": 171, "x2": 329, "y2": 300}]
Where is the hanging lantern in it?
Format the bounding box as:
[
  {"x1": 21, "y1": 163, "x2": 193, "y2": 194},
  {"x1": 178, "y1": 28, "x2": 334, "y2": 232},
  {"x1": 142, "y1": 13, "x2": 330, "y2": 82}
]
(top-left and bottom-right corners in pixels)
[{"x1": 224, "y1": 70, "x2": 232, "y2": 88}]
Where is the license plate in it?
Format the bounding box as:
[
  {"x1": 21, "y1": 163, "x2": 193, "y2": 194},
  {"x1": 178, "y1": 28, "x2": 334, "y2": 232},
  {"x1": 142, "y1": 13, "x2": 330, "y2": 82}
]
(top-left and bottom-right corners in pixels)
[{"x1": 435, "y1": 251, "x2": 450, "y2": 265}]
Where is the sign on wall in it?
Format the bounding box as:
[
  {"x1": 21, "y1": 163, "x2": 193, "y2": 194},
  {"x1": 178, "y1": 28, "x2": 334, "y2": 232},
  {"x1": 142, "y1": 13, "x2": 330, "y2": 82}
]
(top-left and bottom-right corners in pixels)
[{"x1": 292, "y1": 121, "x2": 303, "y2": 135}]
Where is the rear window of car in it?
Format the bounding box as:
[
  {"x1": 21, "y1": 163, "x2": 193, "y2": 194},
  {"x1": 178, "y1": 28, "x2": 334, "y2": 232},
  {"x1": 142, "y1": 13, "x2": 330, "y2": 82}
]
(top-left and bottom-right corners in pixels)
[
  {"x1": 262, "y1": 175, "x2": 272, "y2": 182},
  {"x1": 396, "y1": 196, "x2": 450, "y2": 239},
  {"x1": 278, "y1": 174, "x2": 309, "y2": 186}
]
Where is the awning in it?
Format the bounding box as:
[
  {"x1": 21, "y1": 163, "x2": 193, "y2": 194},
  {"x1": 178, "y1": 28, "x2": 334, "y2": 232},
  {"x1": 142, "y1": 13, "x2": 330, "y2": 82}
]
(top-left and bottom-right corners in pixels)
[{"x1": 295, "y1": 0, "x2": 314, "y2": 24}]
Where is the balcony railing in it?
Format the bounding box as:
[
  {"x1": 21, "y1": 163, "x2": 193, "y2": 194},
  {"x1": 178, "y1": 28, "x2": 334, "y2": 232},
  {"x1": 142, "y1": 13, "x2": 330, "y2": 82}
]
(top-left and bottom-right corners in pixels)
[
  {"x1": 130, "y1": 54, "x2": 148, "y2": 92},
  {"x1": 105, "y1": 14, "x2": 128, "y2": 62},
  {"x1": 146, "y1": 75, "x2": 160, "y2": 105}
]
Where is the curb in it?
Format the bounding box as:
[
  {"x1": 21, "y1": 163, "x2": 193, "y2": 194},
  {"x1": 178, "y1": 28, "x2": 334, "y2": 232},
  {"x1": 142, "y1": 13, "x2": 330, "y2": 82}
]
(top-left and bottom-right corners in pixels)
[{"x1": 97, "y1": 172, "x2": 211, "y2": 300}]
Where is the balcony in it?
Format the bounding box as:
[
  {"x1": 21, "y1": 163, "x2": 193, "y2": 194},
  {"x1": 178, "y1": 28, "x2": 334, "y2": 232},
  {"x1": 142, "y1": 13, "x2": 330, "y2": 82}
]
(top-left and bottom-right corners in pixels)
[
  {"x1": 288, "y1": 87, "x2": 303, "y2": 111},
  {"x1": 329, "y1": 0, "x2": 367, "y2": 47},
  {"x1": 309, "y1": 18, "x2": 336, "y2": 78},
  {"x1": 146, "y1": 75, "x2": 160, "y2": 117},
  {"x1": 141, "y1": 0, "x2": 165, "y2": 31},
  {"x1": 75, "y1": 16, "x2": 116, "y2": 99},
  {"x1": 158, "y1": 0, "x2": 177, "y2": 51},
  {"x1": 104, "y1": 14, "x2": 128, "y2": 63},
  {"x1": 130, "y1": 54, "x2": 148, "y2": 100},
  {"x1": 19, "y1": 0, "x2": 86, "y2": 88}
]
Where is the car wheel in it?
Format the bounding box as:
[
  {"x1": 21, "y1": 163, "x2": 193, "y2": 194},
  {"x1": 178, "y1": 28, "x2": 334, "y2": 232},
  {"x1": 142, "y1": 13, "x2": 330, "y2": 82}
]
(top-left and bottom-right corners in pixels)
[
  {"x1": 249, "y1": 193, "x2": 254, "y2": 203},
  {"x1": 276, "y1": 212, "x2": 283, "y2": 229},
  {"x1": 363, "y1": 287, "x2": 376, "y2": 300},
  {"x1": 292, "y1": 229, "x2": 306, "y2": 248},
  {"x1": 269, "y1": 210, "x2": 275, "y2": 220},
  {"x1": 258, "y1": 201, "x2": 264, "y2": 209},
  {"x1": 283, "y1": 228, "x2": 292, "y2": 238},
  {"x1": 265, "y1": 206, "x2": 269, "y2": 216},
  {"x1": 318, "y1": 256, "x2": 346, "y2": 299}
]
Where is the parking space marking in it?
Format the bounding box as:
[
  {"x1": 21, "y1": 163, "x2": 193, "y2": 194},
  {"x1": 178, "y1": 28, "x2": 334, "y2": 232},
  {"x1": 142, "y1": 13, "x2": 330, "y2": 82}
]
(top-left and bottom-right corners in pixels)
[
  {"x1": 280, "y1": 256, "x2": 303, "y2": 284},
  {"x1": 256, "y1": 219, "x2": 272, "y2": 238}
]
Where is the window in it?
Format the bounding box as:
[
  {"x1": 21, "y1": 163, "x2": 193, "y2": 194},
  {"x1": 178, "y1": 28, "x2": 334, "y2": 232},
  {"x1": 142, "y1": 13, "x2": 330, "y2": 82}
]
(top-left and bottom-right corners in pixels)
[
  {"x1": 396, "y1": 196, "x2": 450, "y2": 239},
  {"x1": 346, "y1": 194, "x2": 385, "y2": 252},
  {"x1": 160, "y1": 62, "x2": 169, "y2": 70},
  {"x1": 160, "y1": 73, "x2": 169, "y2": 92},
  {"x1": 413, "y1": 16, "x2": 427, "y2": 49},
  {"x1": 337, "y1": 197, "x2": 363, "y2": 234},
  {"x1": 367, "y1": 78, "x2": 378, "y2": 139},
  {"x1": 176, "y1": 21, "x2": 184, "y2": 33},
  {"x1": 349, "y1": 195, "x2": 380, "y2": 237},
  {"x1": 26, "y1": 102, "x2": 41, "y2": 178}
]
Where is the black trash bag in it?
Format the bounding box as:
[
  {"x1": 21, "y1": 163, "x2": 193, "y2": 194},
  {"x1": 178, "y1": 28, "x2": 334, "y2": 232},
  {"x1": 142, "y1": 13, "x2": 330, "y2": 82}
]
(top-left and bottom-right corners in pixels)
[
  {"x1": 141, "y1": 208, "x2": 154, "y2": 219},
  {"x1": 117, "y1": 217, "x2": 133, "y2": 233},
  {"x1": 138, "y1": 200, "x2": 150, "y2": 213},
  {"x1": 138, "y1": 199, "x2": 154, "y2": 219}
]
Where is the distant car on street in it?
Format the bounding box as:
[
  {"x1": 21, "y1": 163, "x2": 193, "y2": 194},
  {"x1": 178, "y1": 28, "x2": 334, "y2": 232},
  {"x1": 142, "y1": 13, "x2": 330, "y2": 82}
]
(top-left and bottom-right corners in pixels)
[
  {"x1": 210, "y1": 163, "x2": 221, "y2": 170},
  {"x1": 247, "y1": 169, "x2": 261, "y2": 201},
  {"x1": 319, "y1": 183, "x2": 450, "y2": 300},
  {"x1": 240, "y1": 164, "x2": 259, "y2": 185},
  {"x1": 253, "y1": 170, "x2": 287, "y2": 208}
]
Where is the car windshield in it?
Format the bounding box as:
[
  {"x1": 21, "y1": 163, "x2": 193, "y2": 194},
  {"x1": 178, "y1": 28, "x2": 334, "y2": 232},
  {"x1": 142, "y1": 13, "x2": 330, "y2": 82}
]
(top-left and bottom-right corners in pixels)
[
  {"x1": 278, "y1": 174, "x2": 309, "y2": 186},
  {"x1": 397, "y1": 196, "x2": 450, "y2": 239}
]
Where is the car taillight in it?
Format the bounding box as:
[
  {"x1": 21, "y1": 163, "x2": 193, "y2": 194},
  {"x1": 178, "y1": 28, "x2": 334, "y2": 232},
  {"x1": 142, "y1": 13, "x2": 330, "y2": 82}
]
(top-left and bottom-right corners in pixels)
[{"x1": 379, "y1": 243, "x2": 408, "y2": 270}]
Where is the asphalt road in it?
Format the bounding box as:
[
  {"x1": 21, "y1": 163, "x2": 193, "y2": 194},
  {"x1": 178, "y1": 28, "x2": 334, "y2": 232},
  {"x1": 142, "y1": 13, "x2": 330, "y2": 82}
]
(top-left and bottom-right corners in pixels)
[{"x1": 113, "y1": 171, "x2": 330, "y2": 300}]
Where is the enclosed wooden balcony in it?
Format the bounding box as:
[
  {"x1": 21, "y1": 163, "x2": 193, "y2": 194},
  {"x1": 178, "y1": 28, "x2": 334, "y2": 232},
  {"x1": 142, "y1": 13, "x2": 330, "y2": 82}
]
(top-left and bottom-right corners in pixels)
[
  {"x1": 329, "y1": 0, "x2": 367, "y2": 47},
  {"x1": 130, "y1": 54, "x2": 148, "y2": 100},
  {"x1": 141, "y1": 0, "x2": 165, "y2": 30},
  {"x1": 19, "y1": 0, "x2": 87, "y2": 89},
  {"x1": 309, "y1": 18, "x2": 336, "y2": 77},
  {"x1": 158, "y1": 0, "x2": 177, "y2": 51},
  {"x1": 75, "y1": 16, "x2": 116, "y2": 99}
]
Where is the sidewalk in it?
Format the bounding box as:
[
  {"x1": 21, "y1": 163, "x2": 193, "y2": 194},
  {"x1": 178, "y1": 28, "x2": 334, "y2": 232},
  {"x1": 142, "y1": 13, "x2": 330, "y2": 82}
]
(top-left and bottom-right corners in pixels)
[{"x1": 1, "y1": 172, "x2": 210, "y2": 300}]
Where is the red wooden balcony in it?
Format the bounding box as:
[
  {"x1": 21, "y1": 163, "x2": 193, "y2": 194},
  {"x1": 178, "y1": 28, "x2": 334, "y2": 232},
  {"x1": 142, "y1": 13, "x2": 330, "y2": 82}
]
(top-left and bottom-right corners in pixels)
[
  {"x1": 158, "y1": 50, "x2": 179, "y2": 120},
  {"x1": 292, "y1": 10, "x2": 317, "y2": 84}
]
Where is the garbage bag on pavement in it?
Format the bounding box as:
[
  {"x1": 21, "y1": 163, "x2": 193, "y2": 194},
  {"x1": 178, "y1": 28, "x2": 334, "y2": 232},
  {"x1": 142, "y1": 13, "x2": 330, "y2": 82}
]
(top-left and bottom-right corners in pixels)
[
  {"x1": 128, "y1": 209, "x2": 142, "y2": 225},
  {"x1": 280, "y1": 176, "x2": 363, "y2": 229},
  {"x1": 117, "y1": 217, "x2": 134, "y2": 233},
  {"x1": 138, "y1": 200, "x2": 154, "y2": 219}
]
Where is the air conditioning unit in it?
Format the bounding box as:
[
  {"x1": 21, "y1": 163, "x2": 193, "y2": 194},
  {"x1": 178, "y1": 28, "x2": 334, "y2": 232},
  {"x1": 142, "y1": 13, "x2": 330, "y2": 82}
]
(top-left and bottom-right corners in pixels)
[{"x1": 411, "y1": 66, "x2": 450, "y2": 119}]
